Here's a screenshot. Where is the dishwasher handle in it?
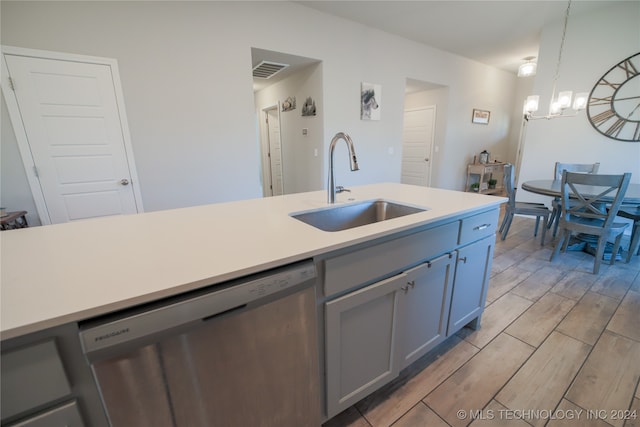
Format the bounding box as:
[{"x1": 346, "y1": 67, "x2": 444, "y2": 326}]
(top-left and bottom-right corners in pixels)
[{"x1": 79, "y1": 260, "x2": 316, "y2": 356}]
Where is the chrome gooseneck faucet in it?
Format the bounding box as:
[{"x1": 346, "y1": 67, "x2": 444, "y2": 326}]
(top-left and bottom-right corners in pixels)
[{"x1": 328, "y1": 132, "x2": 359, "y2": 203}]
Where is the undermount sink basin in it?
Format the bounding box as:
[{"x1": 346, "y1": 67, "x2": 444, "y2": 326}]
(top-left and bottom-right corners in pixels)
[{"x1": 290, "y1": 199, "x2": 428, "y2": 232}]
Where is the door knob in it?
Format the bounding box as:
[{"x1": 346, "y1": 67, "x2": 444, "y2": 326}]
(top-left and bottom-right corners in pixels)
[
  {"x1": 425, "y1": 158, "x2": 429, "y2": 162},
  {"x1": 120, "y1": 179, "x2": 130, "y2": 186}
]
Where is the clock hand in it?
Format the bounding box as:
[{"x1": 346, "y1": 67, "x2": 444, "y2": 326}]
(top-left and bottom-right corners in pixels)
[
  {"x1": 615, "y1": 95, "x2": 640, "y2": 102},
  {"x1": 625, "y1": 102, "x2": 640, "y2": 119}
]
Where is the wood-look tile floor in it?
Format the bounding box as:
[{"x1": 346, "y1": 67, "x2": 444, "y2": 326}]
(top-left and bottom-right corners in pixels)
[{"x1": 323, "y1": 216, "x2": 640, "y2": 427}]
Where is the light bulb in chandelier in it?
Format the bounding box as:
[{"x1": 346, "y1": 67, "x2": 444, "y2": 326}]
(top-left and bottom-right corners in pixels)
[
  {"x1": 572, "y1": 92, "x2": 589, "y2": 110},
  {"x1": 524, "y1": 95, "x2": 540, "y2": 113},
  {"x1": 557, "y1": 91, "x2": 573, "y2": 109}
]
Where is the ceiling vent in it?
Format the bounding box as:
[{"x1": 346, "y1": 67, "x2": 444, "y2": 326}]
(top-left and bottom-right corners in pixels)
[{"x1": 252, "y1": 61, "x2": 289, "y2": 79}]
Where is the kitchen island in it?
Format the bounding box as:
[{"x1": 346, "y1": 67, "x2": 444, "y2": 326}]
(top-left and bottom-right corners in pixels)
[{"x1": 1, "y1": 183, "x2": 505, "y2": 425}]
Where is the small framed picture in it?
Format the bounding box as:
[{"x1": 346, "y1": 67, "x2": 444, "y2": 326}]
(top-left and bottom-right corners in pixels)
[
  {"x1": 361, "y1": 82, "x2": 381, "y2": 121},
  {"x1": 472, "y1": 109, "x2": 490, "y2": 125}
]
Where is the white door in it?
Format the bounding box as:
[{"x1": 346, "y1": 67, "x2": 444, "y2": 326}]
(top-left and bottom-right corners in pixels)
[
  {"x1": 2, "y1": 47, "x2": 142, "y2": 224},
  {"x1": 266, "y1": 107, "x2": 284, "y2": 196},
  {"x1": 401, "y1": 106, "x2": 436, "y2": 187}
]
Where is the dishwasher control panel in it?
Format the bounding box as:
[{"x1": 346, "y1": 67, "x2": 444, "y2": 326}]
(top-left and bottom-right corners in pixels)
[{"x1": 248, "y1": 267, "x2": 312, "y2": 297}]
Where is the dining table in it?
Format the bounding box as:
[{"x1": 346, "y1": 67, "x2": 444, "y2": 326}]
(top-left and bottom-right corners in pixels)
[
  {"x1": 521, "y1": 179, "x2": 640, "y2": 205},
  {"x1": 521, "y1": 179, "x2": 640, "y2": 260}
]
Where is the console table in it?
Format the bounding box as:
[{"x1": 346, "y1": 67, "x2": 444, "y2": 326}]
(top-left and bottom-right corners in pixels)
[
  {"x1": 465, "y1": 162, "x2": 506, "y2": 195},
  {"x1": 1, "y1": 211, "x2": 28, "y2": 230}
]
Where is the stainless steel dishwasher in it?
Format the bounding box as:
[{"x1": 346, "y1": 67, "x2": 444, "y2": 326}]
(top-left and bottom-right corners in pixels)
[{"x1": 79, "y1": 260, "x2": 320, "y2": 427}]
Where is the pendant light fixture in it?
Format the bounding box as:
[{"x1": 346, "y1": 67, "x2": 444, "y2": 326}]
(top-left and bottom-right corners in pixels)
[
  {"x1": 517, "y1": 56, "x2": 537, "y2": 77},
  {"x1": 523, "y1": 0, "x2": 588, "y2": 120}
]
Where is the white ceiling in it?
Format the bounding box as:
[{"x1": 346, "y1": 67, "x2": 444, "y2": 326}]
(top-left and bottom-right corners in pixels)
[{"x1": 296, "y1": 0, "x2": 619, "y2": 73}]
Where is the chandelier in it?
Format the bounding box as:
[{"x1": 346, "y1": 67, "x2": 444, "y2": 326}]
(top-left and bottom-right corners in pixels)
[{"x1": 523, "y1": 0, "x2": 588, "y2": 120}]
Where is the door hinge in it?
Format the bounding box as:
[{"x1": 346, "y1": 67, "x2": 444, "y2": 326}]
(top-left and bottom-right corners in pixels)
[{"x1": 8, "y1": 77, "x2": 15, "y2": 91}]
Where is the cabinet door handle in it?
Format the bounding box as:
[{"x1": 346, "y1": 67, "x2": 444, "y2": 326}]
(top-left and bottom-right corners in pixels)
[
  {"x1": 474, "y1": 223, "x2": 490, "y2": 231},
  {"x1": 458, "y1": 257, "x2": 467, "y2": 264},
  {"x1": 401, "y1": 285, "x2": 410, "y2": 293}
]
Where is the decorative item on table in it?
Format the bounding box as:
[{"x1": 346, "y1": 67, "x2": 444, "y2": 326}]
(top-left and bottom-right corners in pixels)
[
  {"x1": 488, "y1": 179, "x2": 497, "y2": 189},
  {"x1": 479, "y1": 150, "x2": 490, "y2": 164},
  {"x1": 470, "y1": 182, "x2": 480, "y2": 192}
]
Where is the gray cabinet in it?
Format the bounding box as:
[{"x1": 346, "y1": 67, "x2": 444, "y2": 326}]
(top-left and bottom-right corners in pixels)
[
  {"x1": 325, "y1": 273, "x2": 407, "y2": 417},
  {"x1": 324, "y1": 252, "x2": 458, "y2": 417},
  {"x1": 1, "y1": 324, "x2": 108, "y2": 427},
  {"x1": 1, "y1": 340, "x2": 72, "y2": 421},
  {"x1": 322, "y1": 208, "x2": 499, "y2": 420},
  {"x1": 400, "y1": 253, "x2": 455, "y2": 369},
  {"x1": 7, "y1": 401, "x2": 84, "y2": 427},
  {"x1": 1, "y1": 340, "x2": 85, "y2": 427},
  {"x1": 448, "y1": 235, "x2": 494, "y2": 335}
]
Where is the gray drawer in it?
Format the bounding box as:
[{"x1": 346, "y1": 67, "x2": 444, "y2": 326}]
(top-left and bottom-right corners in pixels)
[
  {"x1": 324, "y1": 221, "x2": 459, "y2": 296},
  {"x1": 1, "y1": 340, "x2": 71, "y2": 420},
  {"x1": 459, "y1": 209, "x2": 499, "y2": 246},
  {"x1": 7, "y1": 401, "x2": 84, "y2": 427}
]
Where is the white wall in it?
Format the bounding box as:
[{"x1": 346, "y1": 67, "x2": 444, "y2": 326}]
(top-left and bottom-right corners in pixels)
[
  {"x1": 1, "y1": 1, "x2": 517, "y2": 223},
  {"x1": 518, "y1": 1, "x2": 640, "y2": 205}
]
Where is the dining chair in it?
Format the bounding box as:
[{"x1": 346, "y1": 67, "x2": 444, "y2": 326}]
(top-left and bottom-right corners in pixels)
[
  {"x1": 616, "y1": 205, "x2": 640, "y2": 263},
  {"x1": 550, "y1": 171, "x2": 631, "y2": 274},
  {"x1": 548, "y1": 162, "x2": 600, "y2": 237},
  {"x1": 499, "y1": 164, "x2": 551, "y2": 245}
]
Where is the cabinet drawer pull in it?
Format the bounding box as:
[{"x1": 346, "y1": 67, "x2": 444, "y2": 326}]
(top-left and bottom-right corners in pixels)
[{"x1": 474, "y1": 223, "x2": 491, "y2": 231}]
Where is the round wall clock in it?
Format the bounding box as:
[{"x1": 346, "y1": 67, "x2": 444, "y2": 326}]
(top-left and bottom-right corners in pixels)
[{"x1": 587, "y1": 52, "x2": 640, "y2": 142}]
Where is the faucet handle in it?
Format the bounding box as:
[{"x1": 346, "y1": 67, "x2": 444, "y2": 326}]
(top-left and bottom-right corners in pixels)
[{"x1": 336, "y1": 186, "x2": 351, "y2": 193}]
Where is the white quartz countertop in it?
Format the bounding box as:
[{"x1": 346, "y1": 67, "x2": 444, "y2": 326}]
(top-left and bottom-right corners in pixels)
[{"x1": 1, "y1": 183, "x2": 505, "y2": 340}]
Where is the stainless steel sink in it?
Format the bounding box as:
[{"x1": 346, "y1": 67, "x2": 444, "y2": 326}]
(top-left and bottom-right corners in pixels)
[{"x1": 290, "y1": 199, "x2": 428, "y2": 232}]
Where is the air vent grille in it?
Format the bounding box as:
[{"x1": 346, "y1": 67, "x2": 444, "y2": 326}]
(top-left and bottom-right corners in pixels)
[{"x1": 252, "y1": 61, "x2": 289, "y2": 79}]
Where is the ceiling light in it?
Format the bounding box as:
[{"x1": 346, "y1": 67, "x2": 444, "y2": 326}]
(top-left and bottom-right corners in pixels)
[
  {"x1": 523, "y1": 0, "x2": 587, "y2": 121},
  {"x1": 517, "y1": 57, "x2": 537, "y2": 77}
]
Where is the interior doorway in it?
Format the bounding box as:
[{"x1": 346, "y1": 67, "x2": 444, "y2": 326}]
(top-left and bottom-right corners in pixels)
[
  {"x1": 251, "y1": 48, "x2": 324, "y2": 196},
  {"x1": 2, "y1": 46, "x2": 143, "y2": 225},
  {"x1": 260, "y1": 105, "x2": 284, "y2": 196},
  {"x1": 402, "y1": 78, "x2": 447, "y2": 187},
  {"x1": 401, "y1": 106, "x2": 436, "y2": 187}
]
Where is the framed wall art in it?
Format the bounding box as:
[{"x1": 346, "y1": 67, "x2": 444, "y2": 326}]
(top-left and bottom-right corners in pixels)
[
  {"x1": 281, "y1": 96, "x2": 296, "y2": 112},
  {"x1": 472, "y1": 109, "x2": 490, "y2": 124},
  {"x1": 301, "y1": 96, "x2": 316, "y2": 116},
  {"x1": 361, "y1": 82, "x2": 381, "y2": 121}
]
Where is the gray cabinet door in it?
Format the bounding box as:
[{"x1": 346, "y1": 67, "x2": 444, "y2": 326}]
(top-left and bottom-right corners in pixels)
[
  {"x1": 325, "y1": 273, "x2": 406, "y2": 418},
  {"x1": 447, "y1": 236, "x2": 494, "y2": 335},
  {"x1": 400, "y1": 253, "x2": 455, "y2": 369}
]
